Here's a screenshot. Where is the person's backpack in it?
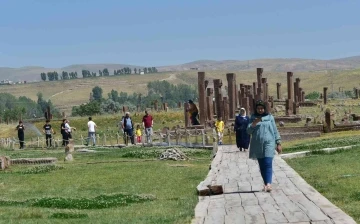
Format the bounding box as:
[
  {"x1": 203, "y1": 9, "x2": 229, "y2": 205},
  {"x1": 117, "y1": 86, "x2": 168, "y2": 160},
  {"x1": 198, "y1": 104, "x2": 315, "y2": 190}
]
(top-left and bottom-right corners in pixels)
[{"x1": 123, "y1": 117, "x2": 133, "y2": 129}]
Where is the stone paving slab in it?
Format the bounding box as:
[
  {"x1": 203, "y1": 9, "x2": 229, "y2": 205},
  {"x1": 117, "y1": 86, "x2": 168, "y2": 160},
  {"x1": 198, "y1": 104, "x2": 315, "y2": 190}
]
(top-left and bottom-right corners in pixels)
[{"x1": 192, "y1": 145, "x2": 357, "y2": 224}]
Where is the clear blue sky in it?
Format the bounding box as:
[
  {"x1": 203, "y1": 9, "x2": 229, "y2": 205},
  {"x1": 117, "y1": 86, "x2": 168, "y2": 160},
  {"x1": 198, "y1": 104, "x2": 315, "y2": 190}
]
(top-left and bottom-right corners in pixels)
[{"x1": 1, "y1": 0, "x2": 359, "y2": 68}]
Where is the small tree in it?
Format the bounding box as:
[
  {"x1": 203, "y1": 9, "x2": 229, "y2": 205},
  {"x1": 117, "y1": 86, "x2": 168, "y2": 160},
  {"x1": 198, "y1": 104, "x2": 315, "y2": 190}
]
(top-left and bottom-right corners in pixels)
[
  {"x1": 92, "y1": 86, "x2": 103, "y2": 102},
  {"x1": 103, "y1": 68, "x2": 109, "y2": 76},
  {"x1": 40, "y1": 73, "x2": 47, "y2": 81}
]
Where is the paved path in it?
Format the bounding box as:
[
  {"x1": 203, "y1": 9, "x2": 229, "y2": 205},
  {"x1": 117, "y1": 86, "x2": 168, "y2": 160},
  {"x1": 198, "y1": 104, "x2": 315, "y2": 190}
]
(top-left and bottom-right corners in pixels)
[{"x1": 192, "y1": 145, "x2": 356, "y2": 224}]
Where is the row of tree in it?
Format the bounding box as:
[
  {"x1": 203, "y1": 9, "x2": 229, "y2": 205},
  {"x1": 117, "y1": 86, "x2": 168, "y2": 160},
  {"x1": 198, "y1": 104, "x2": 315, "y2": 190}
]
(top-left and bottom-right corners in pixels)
[
  {"x1": 71, "y1": 80, "x2": 197, "y2": 116},
  {"x1": 40, "y1": 67, "x2": 159, "y2": 81},
  {"x1": 40, "y1": 71, "x2": 78, "y2": 81}
]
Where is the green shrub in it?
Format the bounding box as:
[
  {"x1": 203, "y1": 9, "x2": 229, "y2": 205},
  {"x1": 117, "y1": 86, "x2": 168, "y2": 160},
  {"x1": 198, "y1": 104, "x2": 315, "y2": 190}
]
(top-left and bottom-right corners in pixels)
[
  {"x1": 20, "y1": 165, "x2": 64, "y2": 174},
  {"x1": 30, "y1": 193, "x2": 155, "y2": 209},
  {"x1": 50, "y1": 212, "x2": 88, "y2": 219}
]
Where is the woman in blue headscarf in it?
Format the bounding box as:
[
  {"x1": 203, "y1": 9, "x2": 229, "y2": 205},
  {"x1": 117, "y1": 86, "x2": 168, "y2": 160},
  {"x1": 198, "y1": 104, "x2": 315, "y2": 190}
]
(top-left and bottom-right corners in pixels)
[
  {"x1": 247, "y1": 100, "x2": 282, "y2": 192},
  {"x1": 234, "y1": 108, "x2": 250, "y2": 151}
]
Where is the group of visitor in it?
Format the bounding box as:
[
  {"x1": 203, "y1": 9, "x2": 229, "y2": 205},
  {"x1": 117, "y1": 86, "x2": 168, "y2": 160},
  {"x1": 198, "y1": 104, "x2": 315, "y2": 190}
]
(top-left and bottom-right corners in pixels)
[
  {"x1": 15, "y1": 109, "x2": 154, "y2": 149},
  {"x1": 16, "y1": 99, "x2": 280, "y2": 192},
  {"x1": 120, "y1": 110, "x2": 154, "y2": 145}
]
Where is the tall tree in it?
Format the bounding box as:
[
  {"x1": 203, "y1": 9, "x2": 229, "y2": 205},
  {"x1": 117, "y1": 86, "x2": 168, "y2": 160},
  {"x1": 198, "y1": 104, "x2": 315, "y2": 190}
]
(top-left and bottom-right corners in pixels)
[
  {"x1": 54, "y1": 71, "x2": 59, "y2": 80},
  {"x1": 62, "y1": 71, "x2": 69, "y2": 80},
  {"x1": 134, "y1": 68, "x2": 137, "y2": 74},
  {"x1": 40, "y1": 73, "x2": 46, "y2": 81},
  {"x1": 92, "y1": 86, "x2": 103, "y2": 101},
  {"x1": 103, "y1": 68, "x2": 109, "y2": 76}
]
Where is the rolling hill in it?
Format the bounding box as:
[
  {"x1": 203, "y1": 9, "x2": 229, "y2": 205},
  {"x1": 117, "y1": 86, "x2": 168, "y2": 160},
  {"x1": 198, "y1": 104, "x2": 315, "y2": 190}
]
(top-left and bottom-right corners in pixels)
[{"x1": 1, "y1": 56, "x2": 360, "y2": 82}]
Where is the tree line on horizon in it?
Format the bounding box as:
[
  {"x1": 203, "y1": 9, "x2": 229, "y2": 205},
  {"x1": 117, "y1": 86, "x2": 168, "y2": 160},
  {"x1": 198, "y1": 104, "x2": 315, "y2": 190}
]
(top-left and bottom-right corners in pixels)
[{"x1": 40, "y1": 67, "x2": 158, "y2": 81}]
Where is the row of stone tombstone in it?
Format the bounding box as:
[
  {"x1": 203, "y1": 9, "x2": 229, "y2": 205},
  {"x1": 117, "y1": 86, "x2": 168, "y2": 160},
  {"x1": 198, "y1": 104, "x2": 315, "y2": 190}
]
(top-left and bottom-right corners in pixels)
[{"x1": 188, "y1": 68, "x2": 308, "y2": 127}]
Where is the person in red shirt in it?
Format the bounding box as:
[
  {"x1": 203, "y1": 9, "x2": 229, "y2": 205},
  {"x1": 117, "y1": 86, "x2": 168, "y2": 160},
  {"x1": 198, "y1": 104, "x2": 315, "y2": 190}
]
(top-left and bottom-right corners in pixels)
[{"x1": 142, "y1": 110, "x2": 153, "y2": 144}]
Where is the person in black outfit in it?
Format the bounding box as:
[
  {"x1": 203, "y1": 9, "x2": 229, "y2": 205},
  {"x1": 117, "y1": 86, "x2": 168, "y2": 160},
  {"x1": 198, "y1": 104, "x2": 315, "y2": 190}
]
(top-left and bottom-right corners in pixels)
[
  {"x1": 60, "y1": 119, "x2": 66, "y2": 146},
  {"x1": 15, "y1": 121, "x2": 25, "y2": 149},
  {"x1": 43, "y1": 120, "x2": 54, "y2": 148},
  {"x1": 234, "y1": 108, "x2": 251, "y2": 151}
]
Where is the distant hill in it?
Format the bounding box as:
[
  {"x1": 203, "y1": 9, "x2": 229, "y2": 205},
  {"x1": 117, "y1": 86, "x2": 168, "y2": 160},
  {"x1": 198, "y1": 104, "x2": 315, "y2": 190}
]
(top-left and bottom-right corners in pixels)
[
  {"x1": 1, "y1": 56, "x2": 360, "y2": 82},
  {"x1": 158, "y1": 57, "x2": 360, "y2": 72}
]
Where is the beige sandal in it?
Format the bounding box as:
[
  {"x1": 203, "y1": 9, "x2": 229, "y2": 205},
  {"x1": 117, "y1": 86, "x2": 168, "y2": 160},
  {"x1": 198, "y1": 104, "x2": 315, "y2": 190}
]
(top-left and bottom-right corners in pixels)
[{"x1": 266, "y1": 185, "x2": 272, "y2": 192}]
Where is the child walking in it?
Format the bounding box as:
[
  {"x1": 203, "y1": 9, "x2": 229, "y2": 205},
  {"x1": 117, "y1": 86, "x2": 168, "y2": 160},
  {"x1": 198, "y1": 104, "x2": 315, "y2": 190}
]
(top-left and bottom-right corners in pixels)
[
  {"x1": 215, "y1": 117, "x2": 225, "y2": 145},
  {"x1": 135, "y1": 124, "x2": 142, "y2": 143}
]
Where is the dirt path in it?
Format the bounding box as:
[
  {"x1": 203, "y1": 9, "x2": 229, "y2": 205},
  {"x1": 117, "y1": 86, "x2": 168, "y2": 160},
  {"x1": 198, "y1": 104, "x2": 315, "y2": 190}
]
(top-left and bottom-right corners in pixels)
[{"x1": 160, "y1": 73, "x2": 177, "y2": 81}]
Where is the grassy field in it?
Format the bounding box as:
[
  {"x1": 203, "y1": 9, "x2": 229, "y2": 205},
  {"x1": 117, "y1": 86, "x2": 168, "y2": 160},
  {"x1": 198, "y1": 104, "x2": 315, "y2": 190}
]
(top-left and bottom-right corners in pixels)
[
  {"x1": 0, "y1": 146, "x2": 212, "y2": 224},
  {"x1": 0, "y1": 111, "x2": 185, "y2": 140},
  {"x1": 2, "y1": 105, "x2": 360, "y2": 149},
  {"x1": 286, "y1": 148, "x2": 360, "y2": 223},
  {"x1": 1, "y1": 68, "x2": 360, "y2": 115},
  {"x1": 282, "y1": 130, "x2": 360, "y2": 153}
]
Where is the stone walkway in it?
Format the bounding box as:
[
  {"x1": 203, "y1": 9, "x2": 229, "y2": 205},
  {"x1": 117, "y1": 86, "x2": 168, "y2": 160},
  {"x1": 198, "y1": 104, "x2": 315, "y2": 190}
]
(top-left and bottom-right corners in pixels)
[{"x1": 192, "y1": 145, "x2": 356, "y2": 224}]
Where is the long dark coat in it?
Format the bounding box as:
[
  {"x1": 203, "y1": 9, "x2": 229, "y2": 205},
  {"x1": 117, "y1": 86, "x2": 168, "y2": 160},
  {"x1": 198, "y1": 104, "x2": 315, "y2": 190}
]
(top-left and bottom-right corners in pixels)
[{"x1": 234, "y1": 115, "x2": 250, "y2": 149}]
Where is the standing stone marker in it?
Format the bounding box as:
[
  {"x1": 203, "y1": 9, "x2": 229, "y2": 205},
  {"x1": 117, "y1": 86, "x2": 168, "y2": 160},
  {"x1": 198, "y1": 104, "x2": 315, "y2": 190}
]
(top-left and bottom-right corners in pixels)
[
  {"x1": 226, "y1": 73, "x2": 236, "y2": 119},
  {"x1": 198, "y1": 72, "x2": 207, "y2": 125},
  {"x1": 277, "y1": 83, "x2": 282, "y2": 100},
  {"x1": 323, "y1": 87, "x2": 328, "y2": 105}
]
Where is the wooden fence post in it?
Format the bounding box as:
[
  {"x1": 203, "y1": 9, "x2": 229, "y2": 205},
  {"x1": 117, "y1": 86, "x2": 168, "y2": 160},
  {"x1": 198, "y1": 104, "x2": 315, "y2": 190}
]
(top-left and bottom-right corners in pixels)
[
  {"x1": 194, "y1": 129, "x2": 198, "y2": 145},
  {"x1": 141, "y1": 130, "x2": 145, "y2": 146},
  {"x1": 175, "y1": 129, "x2": 179, "y2": 145},
  {"x1": 212, "y1": 128, "x2": 218, "y2": 157},
  {"x1": 11, "y1": 138, "x2": 15, "y2": 150},
  {"x1": 228, "y1": 128, "x2": 232, "y2": 144},
  {"x1": 166, "y1": 130, "x2": 171, "y2": 146},
  {"x1": 201, "y1": 129, "x2": 206, "y2": 147},
  {"x1": 185, "y1": 130, "x2": 189, "y2": 147}
]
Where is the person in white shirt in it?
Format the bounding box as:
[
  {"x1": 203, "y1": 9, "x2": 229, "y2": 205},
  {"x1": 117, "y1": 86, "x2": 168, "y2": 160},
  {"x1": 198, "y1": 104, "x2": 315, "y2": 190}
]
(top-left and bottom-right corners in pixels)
[
  {"x1": 64, "y1": 119, "x2": 76, "y2": 146},
  {"x1": 86, "y1": 116, "x2": 97, "y2": 146}
]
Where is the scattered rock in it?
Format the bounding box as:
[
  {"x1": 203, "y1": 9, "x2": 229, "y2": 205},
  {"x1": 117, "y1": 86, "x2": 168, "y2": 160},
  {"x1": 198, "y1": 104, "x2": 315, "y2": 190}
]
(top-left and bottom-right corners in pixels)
[{"x1": 159, "y1": 148, "x2": 189, "y2": 161}]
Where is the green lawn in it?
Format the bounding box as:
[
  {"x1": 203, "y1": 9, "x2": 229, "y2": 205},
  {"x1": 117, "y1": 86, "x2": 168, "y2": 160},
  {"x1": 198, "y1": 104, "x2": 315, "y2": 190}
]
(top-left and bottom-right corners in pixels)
[
  {"x1": 0, "y1": 146, "x2": 211, "y2": 224},
  {"x1": 282, "y1": 130, "x2": 360, "y2": 153},
  {"x1": 286, "y1": 148, "x2": 360, "y2": 223}
]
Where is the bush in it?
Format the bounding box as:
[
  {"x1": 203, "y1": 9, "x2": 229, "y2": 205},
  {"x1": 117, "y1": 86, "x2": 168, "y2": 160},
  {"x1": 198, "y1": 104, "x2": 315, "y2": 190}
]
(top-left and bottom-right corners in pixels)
[
  {"x1": 30, "y1": 193, "x2": 155, "y2": 209},
  {"x1": 20, "y1": 165, "x2": 64, "y2": 174},
  {"x1": 49, "y1": 212, "x2": 89, "y2": 219},
  {"x1": 305, "y1": 91, "x2": 320, "y2": 100}
]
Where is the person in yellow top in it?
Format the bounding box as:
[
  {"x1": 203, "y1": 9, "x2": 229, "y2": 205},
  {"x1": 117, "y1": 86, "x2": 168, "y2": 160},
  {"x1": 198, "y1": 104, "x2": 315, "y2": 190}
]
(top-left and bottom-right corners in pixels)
[
  {"x1": 215, "y1": 117, "x2": 225, "y2": 145},
  {"x1": 135, "y1": 124, "x2": 142, "y2": 143}
]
